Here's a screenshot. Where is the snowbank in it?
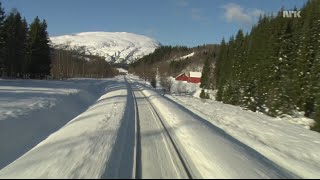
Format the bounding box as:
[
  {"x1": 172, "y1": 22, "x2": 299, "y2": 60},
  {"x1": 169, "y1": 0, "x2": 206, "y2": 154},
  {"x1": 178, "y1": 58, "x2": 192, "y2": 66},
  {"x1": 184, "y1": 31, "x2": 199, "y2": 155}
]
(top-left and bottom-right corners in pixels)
[
  {"x1": 117, "y1": 68, "x2": 128, "y2": 74},
  {"x1": 169, "y1": 77, "x2": 216, "y2": 100},
  {"x1": 132, "y1": 82, "x2": 295, "y2": 178},
  {"x1": 0, "y1": 77, "x2": 136, "y2": 178},
  {"x1": 0, "y1": 78, "x2": 113, "y2": 170},
  {"x1": 167, "y1": 95, "x2": 320, "y2": 178},
  {"x1": 170, "y1": 77, "x2": 200, "y2": 95}
]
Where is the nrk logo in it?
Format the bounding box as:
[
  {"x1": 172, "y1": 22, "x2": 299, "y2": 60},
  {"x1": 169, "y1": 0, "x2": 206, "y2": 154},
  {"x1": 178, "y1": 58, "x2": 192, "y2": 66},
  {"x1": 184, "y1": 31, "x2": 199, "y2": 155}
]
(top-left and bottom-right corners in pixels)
[{"x1": 283, "y1": 11, "x2": 302, "y2": 18}]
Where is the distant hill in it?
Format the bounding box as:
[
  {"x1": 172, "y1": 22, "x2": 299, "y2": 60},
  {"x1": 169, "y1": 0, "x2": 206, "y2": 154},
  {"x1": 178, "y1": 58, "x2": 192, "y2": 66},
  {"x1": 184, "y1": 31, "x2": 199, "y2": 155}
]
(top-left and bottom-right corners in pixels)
[
  {"x1": 129, "y1": 44, "x2": 219, "y2": 80},
  {"x1": 50, "y1": 32, "x2": 161, "y2": 65}
]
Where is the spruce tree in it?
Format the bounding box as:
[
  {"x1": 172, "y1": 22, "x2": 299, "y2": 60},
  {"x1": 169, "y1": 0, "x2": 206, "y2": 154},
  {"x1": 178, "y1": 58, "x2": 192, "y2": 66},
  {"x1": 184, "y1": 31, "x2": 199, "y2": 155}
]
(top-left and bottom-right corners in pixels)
[
  {"x1": 38, "y1": 20, "x2": 51, "y2": 76},
  {"x1": 20, "y1": 18, "x2": 28, "y2": 76},
  {"x1": 27, "y1": 17, "x2": 51, "y2": 78},
  {"x1": 215, "y1": 38, "x2": 226, "y2": 101},
  {"x1": 200, "y1": 58, "x2": 211, "y2": 89},
  {"x1": 215, "y1": 0, "x2": 320, "y2": 127},
  {"x1": 2, "y1": 11, "x2": 26, "y2": 77},
  {"x1": 0, "y1": 2, "x2": 5, "y2": 76}
]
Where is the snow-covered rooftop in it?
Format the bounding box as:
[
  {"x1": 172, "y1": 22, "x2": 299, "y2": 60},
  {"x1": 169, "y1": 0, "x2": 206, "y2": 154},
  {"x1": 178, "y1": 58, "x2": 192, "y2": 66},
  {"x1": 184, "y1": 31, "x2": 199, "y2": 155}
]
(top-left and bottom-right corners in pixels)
[{"x1": 189, "y1": 72, "x2": 202, "y2": 78}]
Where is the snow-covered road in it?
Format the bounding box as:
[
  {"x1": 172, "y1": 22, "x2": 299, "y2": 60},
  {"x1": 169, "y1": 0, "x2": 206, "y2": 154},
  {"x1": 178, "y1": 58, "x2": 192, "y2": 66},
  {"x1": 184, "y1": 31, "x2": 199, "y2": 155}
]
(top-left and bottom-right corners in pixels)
[{"x1": 0, "y1": 76, "x2": 299, "y2": 178}]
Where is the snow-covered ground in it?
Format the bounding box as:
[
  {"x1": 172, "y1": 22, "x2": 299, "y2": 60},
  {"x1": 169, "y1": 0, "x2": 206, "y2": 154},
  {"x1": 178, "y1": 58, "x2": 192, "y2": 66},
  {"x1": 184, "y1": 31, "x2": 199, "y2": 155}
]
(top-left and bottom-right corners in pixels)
[
  {"x1": 0, "y1": 77, "x2": 136, "y2": 178},
  {"x1": 0, "y1": 78, "x2": 113, "y2": 170},
  {"x1": 117, "y1": 68, "x2": 128, "y2": 74},
  {"x1": 1, "y1": 75, "x2": 319, "y2": 178},
  {"x1": 172, "y1": 52, "x2": 195, "y2": 62},
  {"x1": 128, "y1": 75, "x2": 297, "y2": 178},
  {"x1": 141, "y1": 91, "x2": 292, "y2": 177},
  {"x1": 164, "y1": 76, "x2": 319, "y2": 178},
  {"x1": 50, "y1": 32, "x2": 161, "y2": 64},
  {"x1": 167, "y1": 95, "x2": 320, "y2": 178},
  {"x1": 169, "y1": 77, "x2": 313, "y2": 126},
  {"x1": 128, "y1": 75, "x2": 319, "y2": 178},
  {"x1": 169, "y1": 77, "x2": 216, "y2": 100}
]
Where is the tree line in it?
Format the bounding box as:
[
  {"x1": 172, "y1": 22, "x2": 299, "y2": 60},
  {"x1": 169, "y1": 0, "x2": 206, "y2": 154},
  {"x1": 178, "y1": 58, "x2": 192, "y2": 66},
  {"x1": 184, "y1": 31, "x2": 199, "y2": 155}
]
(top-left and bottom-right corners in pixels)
[
  {"x1": 129, "y1": 45, "x2": 218, "y2": 87},
  {"x1": 51, "y1": 45, "x2": 118, "y2": 79},
  {"x1": 0, "y1": 3, "x2": 51, "y2": 78},
  {"x1": 214, "y1": 0, "x2": 320, "y2": 130},
  {"x1": 0, "y1": 3, "x2": 118, "y2": 80}
]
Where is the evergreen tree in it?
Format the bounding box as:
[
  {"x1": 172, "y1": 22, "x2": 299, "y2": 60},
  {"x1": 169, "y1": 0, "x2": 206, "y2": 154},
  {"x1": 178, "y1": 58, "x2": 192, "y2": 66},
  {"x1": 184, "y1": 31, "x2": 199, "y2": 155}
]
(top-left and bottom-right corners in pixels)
[
  {"x1": 2, "y1": 10, "x2": 26, "y2": 77},
  {"x1": 215, "y1": 38, "x2": 226, "y2": 101},
  {"x1": 20, "y1": 18, "x2": 28, "y2": 75},
  {"x1": 0, "y1": 2, "x2": 5, "y2": 76},
  {"x1": 27, "y1": 17, "x2": 51, "y2": 78},
  {"x1": 150, "y1": 74, "x2": 157, "y2": 88},
  {"x1": 215, "y1": 0, "x2": 320, "y2": 131},
  {"x1": 200, "y1": 57, "x2": 212, "y2": 89}
]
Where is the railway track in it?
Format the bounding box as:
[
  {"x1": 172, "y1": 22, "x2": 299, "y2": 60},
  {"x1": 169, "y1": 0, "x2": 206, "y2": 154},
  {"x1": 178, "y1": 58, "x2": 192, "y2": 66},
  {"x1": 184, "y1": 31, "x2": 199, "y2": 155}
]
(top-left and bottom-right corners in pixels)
[{"x1": 127, "y1": 78, "x2": 193, "y2": 179}]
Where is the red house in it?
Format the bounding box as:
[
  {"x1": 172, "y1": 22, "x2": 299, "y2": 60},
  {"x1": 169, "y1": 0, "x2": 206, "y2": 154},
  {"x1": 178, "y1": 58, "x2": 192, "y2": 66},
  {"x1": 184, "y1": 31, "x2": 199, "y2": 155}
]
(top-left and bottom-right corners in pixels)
[
  {"x1": 175, "y1": 73, "x2": 189, "y2": 81},
  {"x1": 188, "y1": 72, "x2": 202, "y2": 84},
  {"x1": 175, "y1": 72, "x2": 202, "y2": 84}
]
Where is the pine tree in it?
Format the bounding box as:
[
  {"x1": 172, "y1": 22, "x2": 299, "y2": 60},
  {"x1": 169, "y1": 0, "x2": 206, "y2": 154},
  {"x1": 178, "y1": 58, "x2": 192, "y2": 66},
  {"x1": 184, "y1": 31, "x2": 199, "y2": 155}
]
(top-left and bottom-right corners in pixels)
[
  {"x1": 15, "y1": 14, "x2": 27, "y2": 77},
  {"x1": 20, "y1": 18, "x2": 28, "y2": 76},
  {"x1": 2, "y1": 10, "x2": 26, "y2": 77},
  {"x1": 222, "y1": 35, "x2": 239, "y2": 105},
  {"x1": 150, "y1": 73, "x2": 157, "y2": 88},
  {"x1": 215, "y1": 38, "x2": 226, "y2": 101},
  {"x1": 0, "y1": 2, "x2": 5, "y2": 76},
  {"x1": 309, "y1": 0, "x2": 320, "y2": 126},
  {"x1": 215, "y1": 0, "x2": 320, "y2": 129},
  {"x1": 200, "y1": 57, "x2": 212, "y2": 89},
  {"x1": 229, "y1": 29, "x2": 245, "y2": 105},
  {"x1": 38, "y1": 19, "x2": 51, "y2": 76},
  {"x1": 27, "y1": 17, "x2": 51, "y2": 78}
]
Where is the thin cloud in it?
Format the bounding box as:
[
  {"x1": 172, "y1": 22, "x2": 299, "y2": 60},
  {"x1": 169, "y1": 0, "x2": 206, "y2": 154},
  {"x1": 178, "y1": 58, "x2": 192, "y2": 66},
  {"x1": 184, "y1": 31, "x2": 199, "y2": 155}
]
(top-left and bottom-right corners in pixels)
[
  {"x1": 250, "y1": 9, "x2": 265, "y2": 18},
  {"x1": 222, "y1": 3, "x2": 264, "y2": 26},
  {"x1": 144, "y1": 28, "x2": 157, "y2": 38},
  {"x1": 177, "y1": 0, "x2": 189, "y2": 7},
  {"x1": 191, "y1": 8, "x2": 210, "y2": 25},
  {"x1": 175, "y1": 0, "x2": 211, "y2": 25}
]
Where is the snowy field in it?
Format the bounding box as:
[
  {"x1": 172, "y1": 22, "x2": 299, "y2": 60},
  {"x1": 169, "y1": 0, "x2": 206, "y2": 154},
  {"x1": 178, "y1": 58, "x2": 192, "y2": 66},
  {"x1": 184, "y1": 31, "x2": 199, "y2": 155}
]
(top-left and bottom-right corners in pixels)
[
  {"x1": 0, "y1": 78, "x2": 113, "y2": 170},
  {"x1": 0, "y1": 75, "x2": 319, "y2": 178}
]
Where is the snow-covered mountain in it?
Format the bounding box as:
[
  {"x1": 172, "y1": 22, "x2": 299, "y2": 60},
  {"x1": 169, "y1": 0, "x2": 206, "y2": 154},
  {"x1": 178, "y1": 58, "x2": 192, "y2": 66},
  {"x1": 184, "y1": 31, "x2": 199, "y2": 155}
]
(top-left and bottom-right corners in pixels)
[{"x1": 50, "y1": 32, "x2": 161, "y2": 64}]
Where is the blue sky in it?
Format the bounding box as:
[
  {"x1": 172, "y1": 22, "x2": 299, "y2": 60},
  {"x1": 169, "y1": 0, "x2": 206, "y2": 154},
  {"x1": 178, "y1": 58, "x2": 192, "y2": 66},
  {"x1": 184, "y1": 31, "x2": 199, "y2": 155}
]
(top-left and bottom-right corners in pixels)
[{"x1": 1, "y1": 0, "x2": 307, "y2": 47}]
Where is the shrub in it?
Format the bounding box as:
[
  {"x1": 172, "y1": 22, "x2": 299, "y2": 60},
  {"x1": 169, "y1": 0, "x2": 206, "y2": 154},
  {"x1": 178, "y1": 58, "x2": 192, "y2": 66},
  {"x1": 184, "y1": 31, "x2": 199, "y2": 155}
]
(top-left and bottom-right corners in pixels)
[
  {"x1": 200, "y1": 89, "x2": 210, "y2": 99},
  {"x1": 150, "y1": 77, "x2": 157, "y2": 88}
]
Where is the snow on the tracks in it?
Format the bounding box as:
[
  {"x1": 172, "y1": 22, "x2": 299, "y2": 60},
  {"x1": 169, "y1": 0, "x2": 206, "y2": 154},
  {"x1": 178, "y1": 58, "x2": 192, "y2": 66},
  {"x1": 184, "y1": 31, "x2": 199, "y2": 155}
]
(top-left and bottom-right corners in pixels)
[
  {"x1": 0, "y1": 77, "x2": 136, "y2": 178},
  {"x1": 134, "y1": 82, "x2": 296, "y2": 179}
]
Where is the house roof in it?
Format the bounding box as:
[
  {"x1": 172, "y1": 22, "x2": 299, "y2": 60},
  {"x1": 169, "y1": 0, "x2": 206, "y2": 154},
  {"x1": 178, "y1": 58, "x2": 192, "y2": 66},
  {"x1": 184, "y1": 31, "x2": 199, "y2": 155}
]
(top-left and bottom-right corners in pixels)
[
  {"x1": 189, "y1": 72, "x2": 202, "y2": 78},
  {"x1": 175, "y1": 73, "x2": 187, "y2": 78}
]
